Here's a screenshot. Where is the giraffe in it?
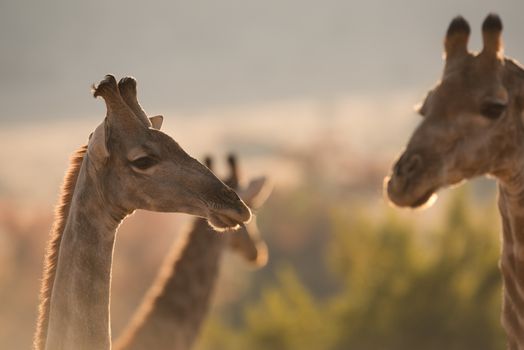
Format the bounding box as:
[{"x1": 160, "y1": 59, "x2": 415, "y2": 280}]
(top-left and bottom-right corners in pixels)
[
  {"x1": 113, "y1": 154, "x2": 272, "y2": 350},
  {"x1": 33, "y1": 75, "x2": 251, "y2": 350},
  {"x1": 385, "y1": 14, "x2": 524, "y2": 349}
]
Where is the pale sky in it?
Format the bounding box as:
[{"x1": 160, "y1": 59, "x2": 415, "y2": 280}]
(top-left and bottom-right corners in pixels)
[{"x1": 1, "y1": 0, "x2": 523, "y2": 123}]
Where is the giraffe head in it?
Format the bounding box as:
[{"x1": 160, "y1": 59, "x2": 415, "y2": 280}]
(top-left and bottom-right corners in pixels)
[
  {"x1": 205, "y1": 154, "x2": 271, "y2": 267},
  {"x1": 87, "y1": 75, "x2": 251, "y2": 230},
  {"x1": 386, "y1": 14, "x2": 524, "y2": 208}
]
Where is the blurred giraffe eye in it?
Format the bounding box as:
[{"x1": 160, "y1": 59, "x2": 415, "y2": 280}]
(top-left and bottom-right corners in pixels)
[
  {"x1": 481, "y1": 102, "x2": 507, "y2": 120},
  {"x1": 131, "y1": 156, "x2": 158, "y2": 170}
]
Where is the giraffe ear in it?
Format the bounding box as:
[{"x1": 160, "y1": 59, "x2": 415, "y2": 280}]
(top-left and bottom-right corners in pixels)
[
  {"x1": 238, "y1": 176, "x2": 272, "y2": 209},
  {"x1": 149, "y1": 115, "x2": 163, "y2": 130},
  {"x1": 228, "y1": 224, "x2": 268, "y2": 267},
  {"x1": 87, "y1": 119, "x2": 110, "y2": 162},
  {"x1": 415, "y1": 89, "x2": 434, "y2": 117}
]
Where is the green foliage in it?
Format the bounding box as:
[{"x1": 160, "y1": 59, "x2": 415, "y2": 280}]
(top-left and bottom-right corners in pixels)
[
  {"x1": 197, "y1": 188, "x2": 505, "y2": 350},
  {"x1": 243, "y1": 268, "x2": 335, "y2": 350},
  {"x1": 197, "y1": 268, "x2": 335, "y2": 350},
  {"x1": 328, "y1": 189, "x2": 503, "y2": 350}
]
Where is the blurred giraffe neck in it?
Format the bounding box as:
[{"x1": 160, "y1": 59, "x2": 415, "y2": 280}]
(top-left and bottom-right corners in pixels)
[
  {"x1": 498, "y1": 176, "x2": 524, "y2": 349},
  {"x1": 114, "y1": 219, "x2": 225, "y2": 350}
]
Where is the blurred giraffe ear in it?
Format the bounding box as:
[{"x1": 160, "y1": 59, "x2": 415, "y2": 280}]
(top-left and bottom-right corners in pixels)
[
  {"x1": 87, "y1": 119, "x2": 110, "y2": 162},
  {"x1": 228, "y1": 224, "x2": 268, "y2": 267},
  {"x1": 415, "y1": 89, "x2": 434, "y2": 117},
  {"x1": 238, "y1": 176, "x2": 273, "y2": 209},
  {"x1": 149, "y1": 115, "x2": 163, "y2": 130}
]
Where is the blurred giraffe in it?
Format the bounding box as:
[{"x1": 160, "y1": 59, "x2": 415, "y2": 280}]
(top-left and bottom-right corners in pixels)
[
  {"x1": 386, "y1": 14, "x2": 524, "y2": 349},
  {"x1": 33, "y1": 75, "x2": 251, "y2": 350},
  {"x1": 114, "y1": 154, "x2": 271, "y2": 350}
]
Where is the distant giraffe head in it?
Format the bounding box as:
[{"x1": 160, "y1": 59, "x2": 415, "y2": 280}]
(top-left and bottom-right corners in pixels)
[
  {"x1": 386, "y1": 14, "x2": 524, "y2": 208},
  {"x1": 205, "y1": 154, "x2": 271, "y2": 266},
  {"x1": 89, "y1": 75, "x2": 251, "y2": 229}
]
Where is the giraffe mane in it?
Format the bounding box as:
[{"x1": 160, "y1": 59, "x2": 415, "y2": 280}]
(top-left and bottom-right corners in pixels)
[{"x1": 33, "y1": 145, "x2": 88, "y2": 350}]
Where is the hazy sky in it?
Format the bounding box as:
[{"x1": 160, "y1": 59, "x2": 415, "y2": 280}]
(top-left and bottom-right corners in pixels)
[{"x1": 1, "y1": 0, "x2": 523, "y2": 123}]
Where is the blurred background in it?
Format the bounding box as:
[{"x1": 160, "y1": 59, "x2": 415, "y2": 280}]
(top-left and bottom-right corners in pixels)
[{"x1": 1, "y1": 1, "x2": 523, "y2": 349}]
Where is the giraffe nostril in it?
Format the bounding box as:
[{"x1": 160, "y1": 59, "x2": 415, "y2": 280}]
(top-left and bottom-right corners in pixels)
[
  {"x1": 395, "y1": 154, "x2": 423, "y2": 177},
  {"x1": 404, "y1": 154, "x2": 423, "y2": 176},
  {"x1": 393, "y1": 157, "x2": 403, "y2": 176}
]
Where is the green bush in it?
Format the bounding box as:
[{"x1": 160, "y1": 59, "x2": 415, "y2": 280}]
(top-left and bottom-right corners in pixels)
[{"x1": 197, "y1": 188, "x2": 505, "y2": 350}]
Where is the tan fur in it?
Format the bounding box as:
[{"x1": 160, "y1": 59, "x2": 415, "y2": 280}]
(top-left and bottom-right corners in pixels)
[
  {"x1": 34, "y1": 75, "x2": 251, "y2": 350},
  {"x1": 33, "y1": 145, "x2": 87, "y2": 350},
  {"x1": 386, "y1": 14, "x2": 524, "y2": 349}
]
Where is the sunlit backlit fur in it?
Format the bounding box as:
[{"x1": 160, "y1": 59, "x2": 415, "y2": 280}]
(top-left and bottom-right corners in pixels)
[
  {"x1": 33, "y1": 145, "x2": 87, "y2": 350},
  {"x1": 34, "y1": 75, "x2": 251, "y2": 350}
]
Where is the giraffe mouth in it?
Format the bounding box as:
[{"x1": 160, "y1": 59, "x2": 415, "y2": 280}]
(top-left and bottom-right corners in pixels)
[
  {"x1": 409, "y1": 188, "x2": 437, "y2": 208},
  {"x1": 208, "y1": 212, "x2": 241, "y2": 231},
  {"x1": 386, "y1": 175, "x2": 439, "y2": 209},
  {"x1": 196, "y1": 191, "x2": 251, "y2": 231},
  {"x1": 207, "y1": 204, "x2": 251, "y2": 232}
]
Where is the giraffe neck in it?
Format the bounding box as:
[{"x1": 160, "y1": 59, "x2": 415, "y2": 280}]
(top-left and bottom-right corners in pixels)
[
  {"x1": 114, "y1": 219, "x2": 225, "y2": 350},
  {"x1": 498, "y1": 172, "x2": 524, "y2": 349},
  {"x1": 45, "y1": 158, "x2": 126, "y2": 350}
]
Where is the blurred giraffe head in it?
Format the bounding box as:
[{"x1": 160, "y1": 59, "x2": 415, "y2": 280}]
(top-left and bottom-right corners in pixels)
[
  {"x1": 386, "y1": 14, "x2": 524, "y2": 208},
  {"x1": 205, "y1": 154, "x2": 272, "y2": 267}
]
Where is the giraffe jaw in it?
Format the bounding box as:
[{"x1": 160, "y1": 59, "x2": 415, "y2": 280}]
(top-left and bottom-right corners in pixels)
[{"x1": 385, "y1": 175, "x2": 439, "y2": 209}]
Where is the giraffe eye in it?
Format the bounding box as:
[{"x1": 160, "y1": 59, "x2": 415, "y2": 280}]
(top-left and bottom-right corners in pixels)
[
  {"x1": 131, "y1": 156, "x2": 158, "y2": 170},
  {"x1": 481, "y1": 102, "x2": 507, "y2": 120}
]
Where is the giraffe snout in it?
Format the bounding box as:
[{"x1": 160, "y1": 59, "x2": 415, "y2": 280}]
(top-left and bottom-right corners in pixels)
[{"x1": 394, "y1": 153, "x2": 423, "y2": 179}]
